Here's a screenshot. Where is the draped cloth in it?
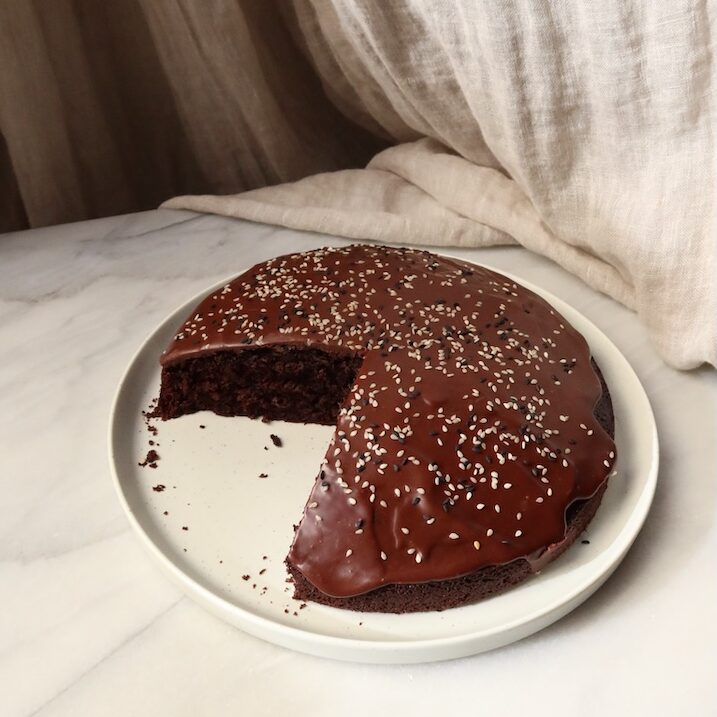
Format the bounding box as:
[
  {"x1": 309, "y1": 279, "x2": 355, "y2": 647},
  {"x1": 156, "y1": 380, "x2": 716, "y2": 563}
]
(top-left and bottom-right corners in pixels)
[
  {"x1": 0, "y1": 0, "x2": 384, "y2": 231},
  {"x1": 165, "y1": 1, "x2": 717, "y2": 369}
]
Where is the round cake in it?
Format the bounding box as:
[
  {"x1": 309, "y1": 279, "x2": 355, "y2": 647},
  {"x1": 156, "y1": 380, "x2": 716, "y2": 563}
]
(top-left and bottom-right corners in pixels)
[{"x1": 156, "y1": 244, "x2": 616, "y2": 613}]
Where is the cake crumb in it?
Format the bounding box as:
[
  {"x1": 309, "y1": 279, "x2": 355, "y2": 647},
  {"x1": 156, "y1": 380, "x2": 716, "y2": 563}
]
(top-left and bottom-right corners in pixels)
[
  {"x1": 270, "y1": 434, "x2": 283, "y2": 447},
  {"x1": 138, "y1": 449, "x2": 160, "y2": 468},
  {"x1": 199, "y1": 424, "x2": 206, "y2": 429},
  {"x1": 581, "y1": 539, "x2": 590, "y2": 544},
  {"x1": 241, "y1": 574, "x2": 250, "y2": 581},
  {"x1": 259, "y1": 473, "x2": 268, "y2": 479},
  {"x1": 152, "y1": 484, "x2": 166, "y2": 492},
  {"x1": 259, "y1": 568, "x2": 266, "y2": 575},
  {"x1": 181, "y1": 526, "x2": 189, "y2": 531}
]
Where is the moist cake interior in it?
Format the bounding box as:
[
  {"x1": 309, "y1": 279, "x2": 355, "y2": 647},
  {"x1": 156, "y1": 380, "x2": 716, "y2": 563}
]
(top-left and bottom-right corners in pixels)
[{"x1": 157, "y1": 346, "x2": 362, "y2": 425}]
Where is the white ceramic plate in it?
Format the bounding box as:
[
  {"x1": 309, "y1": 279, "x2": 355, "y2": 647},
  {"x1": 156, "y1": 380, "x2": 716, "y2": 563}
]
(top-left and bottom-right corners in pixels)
[{"x1": 109, "y1": 257, "x2": 658, "y2": 664}]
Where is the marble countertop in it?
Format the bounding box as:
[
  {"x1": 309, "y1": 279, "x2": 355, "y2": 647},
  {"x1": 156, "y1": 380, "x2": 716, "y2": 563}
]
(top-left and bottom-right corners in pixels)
[{"x1": 2, "y1": 209, "x2": 715, "y2": 716}]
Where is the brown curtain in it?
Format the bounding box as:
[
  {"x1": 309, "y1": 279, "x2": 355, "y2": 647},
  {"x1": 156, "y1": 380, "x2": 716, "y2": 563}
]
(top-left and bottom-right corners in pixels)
[{"x1": 0, "y1": 0, "x2": 386, "y2": 233}]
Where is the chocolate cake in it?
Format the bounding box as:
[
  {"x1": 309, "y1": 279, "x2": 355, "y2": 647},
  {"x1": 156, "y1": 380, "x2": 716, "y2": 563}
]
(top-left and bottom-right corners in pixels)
[{"x1": 157, "y1": 245, "x2": 616, "y2": 613}]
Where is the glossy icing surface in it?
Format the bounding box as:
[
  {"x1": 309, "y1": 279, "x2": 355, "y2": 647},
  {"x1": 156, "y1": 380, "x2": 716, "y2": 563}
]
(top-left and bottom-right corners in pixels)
[{"x1": 162, "y1": 245, "x2": 616, "y2": 597}]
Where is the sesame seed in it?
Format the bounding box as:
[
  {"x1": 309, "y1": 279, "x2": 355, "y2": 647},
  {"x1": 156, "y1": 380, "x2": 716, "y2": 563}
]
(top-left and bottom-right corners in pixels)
[{"x1": 449, "y1": 532, "x2": 460, "y2": 540}]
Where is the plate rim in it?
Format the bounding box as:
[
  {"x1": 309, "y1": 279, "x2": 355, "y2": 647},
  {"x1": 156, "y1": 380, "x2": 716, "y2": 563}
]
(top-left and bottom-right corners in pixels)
[{"x1": 108, "y1": 250, "x2": 659, "y2": 663}]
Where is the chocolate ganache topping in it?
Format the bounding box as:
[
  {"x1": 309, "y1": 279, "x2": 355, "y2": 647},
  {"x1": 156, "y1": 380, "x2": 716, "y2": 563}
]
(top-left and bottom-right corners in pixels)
[{"x1": 162, "y1": 245, "x2": 616, "y2": 598}]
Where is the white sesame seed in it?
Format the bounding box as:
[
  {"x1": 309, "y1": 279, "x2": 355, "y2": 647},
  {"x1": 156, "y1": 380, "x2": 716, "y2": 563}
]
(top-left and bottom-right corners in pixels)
[
  {"x1": 345, "y1": 549, "x2": 353, "y2": 557},
  {"x1": 449, "y1": 532, "x2": 460, "y2": 540}
]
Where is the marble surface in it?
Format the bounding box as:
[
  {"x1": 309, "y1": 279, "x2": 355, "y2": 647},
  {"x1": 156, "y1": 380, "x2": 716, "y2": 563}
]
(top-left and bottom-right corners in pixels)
[{"x1": 1, "y1": 209, "x2": 715, "y2": 716}]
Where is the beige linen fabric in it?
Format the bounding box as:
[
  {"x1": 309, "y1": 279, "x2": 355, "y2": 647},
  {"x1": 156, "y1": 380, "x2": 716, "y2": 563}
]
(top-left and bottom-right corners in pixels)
[
  {"x1": 0, "y1": 0, "x2": 382, "y2": 231},
  {"x1": 166, "y1": 1, "x2": 717, "y2": 369}
]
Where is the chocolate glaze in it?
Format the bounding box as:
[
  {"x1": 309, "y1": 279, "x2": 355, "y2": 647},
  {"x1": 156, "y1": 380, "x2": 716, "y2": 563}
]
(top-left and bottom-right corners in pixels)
[{"x1": 162, "y1": 245, "x2": 616, "y2": 598}]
